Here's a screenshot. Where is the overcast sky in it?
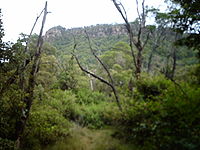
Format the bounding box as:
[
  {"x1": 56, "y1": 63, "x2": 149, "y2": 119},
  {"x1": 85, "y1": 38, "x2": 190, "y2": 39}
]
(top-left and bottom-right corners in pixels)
[{"x1": 1, "y1": 0, "x2": 167, "y2": 42}]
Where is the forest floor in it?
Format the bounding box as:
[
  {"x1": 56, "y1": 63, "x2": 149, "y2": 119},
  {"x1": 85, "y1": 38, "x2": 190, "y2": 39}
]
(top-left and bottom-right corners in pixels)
[{"x1": 43, "y1": 123, "x2": 136, "y2": 150}]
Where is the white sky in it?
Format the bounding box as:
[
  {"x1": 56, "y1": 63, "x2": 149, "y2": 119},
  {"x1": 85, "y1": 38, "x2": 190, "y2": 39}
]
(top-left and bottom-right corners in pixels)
[{"x1": 0, "y1": 0, "x2": 167, "y2": 42}]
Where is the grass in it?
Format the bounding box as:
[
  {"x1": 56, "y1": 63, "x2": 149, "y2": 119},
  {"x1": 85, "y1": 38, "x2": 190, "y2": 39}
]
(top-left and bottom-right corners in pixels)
[{"x1": 43, "y1": 123, "x2": 137, "y2": 150}]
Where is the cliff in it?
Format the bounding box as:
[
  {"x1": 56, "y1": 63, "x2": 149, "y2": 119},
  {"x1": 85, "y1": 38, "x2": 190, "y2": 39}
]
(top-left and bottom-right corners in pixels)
[{"x1": 44, "y1": 24, "x2": 127, "y2": 43}]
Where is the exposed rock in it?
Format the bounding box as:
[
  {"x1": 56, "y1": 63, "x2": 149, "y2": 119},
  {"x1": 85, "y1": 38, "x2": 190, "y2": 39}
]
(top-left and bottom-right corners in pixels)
[{"x1": 44, "y1": 24, "x2": 127, "y2": 43}]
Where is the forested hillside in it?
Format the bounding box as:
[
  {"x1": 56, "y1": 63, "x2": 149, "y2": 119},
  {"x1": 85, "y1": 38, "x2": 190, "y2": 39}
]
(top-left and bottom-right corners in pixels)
[
  {"x1": 0, "y1": 0, "x2": 200, "y2": 150},
  {"x1": 44, "y1": 24, "x2": 198, "y2": 75}
]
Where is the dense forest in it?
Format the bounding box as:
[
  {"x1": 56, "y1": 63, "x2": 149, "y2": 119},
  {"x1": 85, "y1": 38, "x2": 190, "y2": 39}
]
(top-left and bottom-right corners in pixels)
[{"x1": 0, "y1": 0, "x2": 200, "y2": 150}]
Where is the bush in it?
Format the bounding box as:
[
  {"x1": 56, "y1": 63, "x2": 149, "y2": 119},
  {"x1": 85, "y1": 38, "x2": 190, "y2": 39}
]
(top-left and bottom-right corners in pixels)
[
  {"x1": 119, "y1": 79, "x2": 200, "y2": 150},
  {"x1": 76, "y1": 88, "x2": 107, "y2": 105},
  {"x1": 74, "y1": 102, "x2": 122, "y2": 129},
  {"x1": 0, "y1": 138, "x2": 15, "y2": 150},
  {"x1": 135, "y1": 74, "x2": 171, "y2": 100},
  {"x1": 21, "y1": 89, "x2": 77, "y2": 149},
  {"x1": 78, "y1": 104, "x2": 104, "y2": 129},
  {"x1": 0, "y1": 86, "x2": 25, "y2": 149},
  {"x1": 44, "y1": 89, "x2": 77, "y2": 119},
  {"x1": 22, "y1": 105, "x2": 71, "y2": 149}
]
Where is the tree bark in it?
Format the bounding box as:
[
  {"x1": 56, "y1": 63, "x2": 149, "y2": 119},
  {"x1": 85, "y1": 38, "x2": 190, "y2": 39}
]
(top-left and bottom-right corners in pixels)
[
  {"x1": 111, "y1": 0, "x2": 149, "y2": 79},
  {"x1": 14, "y1": 2, "x2": 48, "y2": 148}
]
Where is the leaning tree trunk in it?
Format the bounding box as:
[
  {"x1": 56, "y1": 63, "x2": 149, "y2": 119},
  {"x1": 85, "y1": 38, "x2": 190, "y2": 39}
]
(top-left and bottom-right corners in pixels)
[{"x1": 14, "y1": 2, "x2": 48, "y2": 148}]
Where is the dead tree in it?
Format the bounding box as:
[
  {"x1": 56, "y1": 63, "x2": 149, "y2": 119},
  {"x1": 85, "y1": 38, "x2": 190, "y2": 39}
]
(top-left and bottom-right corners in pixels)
[
  {"x1": 147, "y1": 27, "x2": 166, "y2": 73},
  {"x1": 72, "y1": 30, "x2": 122, "y2": 111},
  {"x1": 14, "y1": 2, "x2": 48, "y2": 148},
  {"x1": 111, "y1": 0, "x2": 150, "y2": 79}
]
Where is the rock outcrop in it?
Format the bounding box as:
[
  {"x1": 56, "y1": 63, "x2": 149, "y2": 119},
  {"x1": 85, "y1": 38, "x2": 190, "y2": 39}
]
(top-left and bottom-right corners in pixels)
[{"x1": 44, "y1": 24, "x2": 127, "y2": 43}]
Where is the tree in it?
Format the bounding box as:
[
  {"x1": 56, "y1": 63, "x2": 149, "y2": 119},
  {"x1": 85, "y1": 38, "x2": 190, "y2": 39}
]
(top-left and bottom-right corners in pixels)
[
  {"x1": 56, "y1": 55, "x2": 78, "y2": 90},
  {"x1": 111, "y1": 0, "x2": 151, "y2": 78},
  {"x1": 14, "y1": 2, "x2": 48, "y2": 147},
  {"x1": 166, "y1": 0, "x2": 200, "y2": 57},
  {"x1": 73, "y1": 30, "x2": 122, "y2": 111}
]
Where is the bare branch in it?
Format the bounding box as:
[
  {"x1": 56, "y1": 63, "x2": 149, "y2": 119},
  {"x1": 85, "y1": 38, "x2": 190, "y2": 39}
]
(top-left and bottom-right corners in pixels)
[
  {"x1": 72, "y1": 53, "x2": 122, "y2": 111},
  {"x1": 136, "y1": 0, "x2": 141, "y2": 22},
  {"x1": 15, "y1": 2, "x2": 48, "y2": 147},
  {"x1": 142, "y1": 31, "x2": 150, "y2": 49},
  {"x1": 24, "y1": 9, "x2": 45, "y2": 54},
  {"x1": 111, "y1": 0, "x2": 131, "y2": 33},
  {"x1": 84, "y1": 29, "x2": 114, "y2": 84},
  {"x1": 72, "y1": 29, "x2": 122, "y2": 111},
  {"x1": 112, "y1": 0, "x2": 149, "y2": 77},
  {"x1": 111, "y1": 0, "x2": 137, "y2": 70},
  {"x1": 142, "y1": 0, "x2": 146, "y2": 27},
  {"x1": 29, "y1": 10, "x2": 44, "y2": 38},
  {"x1": 73, "y1": 54, "x2": 111, "y2": 86},
  {"x1": 136, "y1": 0, "x2": 146, "y2": 45}
]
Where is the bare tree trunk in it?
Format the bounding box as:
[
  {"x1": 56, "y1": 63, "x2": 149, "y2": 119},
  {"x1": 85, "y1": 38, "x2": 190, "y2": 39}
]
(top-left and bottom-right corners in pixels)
[
  {"x1": 171, "y1": 47, "x2": 177, "y2": 79},
  {"x1": 86, "y1": 65, "x2": 94, "y2": 91},
  {"x1": 111, "y1": 0, "x2": 149, "y2": 79},
  {"x1": 147, "y1": 45, "x2": 158, "y2": 73},
  {"x1": 14, "y1": 2, "x2": 48, "y2": 148},
  {"x1": 136, "y1": 48, "x2": 142, "y2": 77}
]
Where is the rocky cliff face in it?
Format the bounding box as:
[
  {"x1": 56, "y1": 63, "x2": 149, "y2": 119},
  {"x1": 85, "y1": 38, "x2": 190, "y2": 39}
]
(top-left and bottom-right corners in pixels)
[
  {"x1": 44, "y1": 26, "x2": 66, "y2": 42},
  {"x1": 44, "y1": 24, "x2": 127, "y2": 43}
]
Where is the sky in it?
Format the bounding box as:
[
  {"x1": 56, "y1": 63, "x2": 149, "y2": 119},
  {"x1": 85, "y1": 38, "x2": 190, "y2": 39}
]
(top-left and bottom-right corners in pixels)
[{"x1": 0, "y1": 0, "x2": 167, "y2": 42}]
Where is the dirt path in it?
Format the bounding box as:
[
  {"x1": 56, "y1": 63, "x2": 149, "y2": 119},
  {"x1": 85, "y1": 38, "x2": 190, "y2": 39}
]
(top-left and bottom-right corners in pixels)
[{"x1": 44, "y1": 124, "x2": 136, "y2": 150}]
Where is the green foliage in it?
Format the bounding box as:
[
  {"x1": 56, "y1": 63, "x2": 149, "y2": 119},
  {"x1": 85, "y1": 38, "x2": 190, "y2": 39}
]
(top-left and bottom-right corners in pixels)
[
  {"x1": 76, "y1": 88, "x2": 107, "y2": 105},
  {"x1": 74, "y1": 102, "x2": 121, "y2": 129},
  {"x1": 44, "y1": 89, "x2": 77, "y2": 119},
  {"x1": 57, "y1": 71, "x2": 77, "y2": 90},
  {"x1": 0, "y1": 86, "x2": 24, "y2": 141},
  {"x1": 176, "y1": 64, "x2": 200, "y2": 86},
  {"x1": 22, "y1": 105, "x2": 70, "y2": 149},
  {"x1": 163, "y1": 0, "x2": 200, "y2": 56},
  {"x1": 100, "y1": 41, "x2": 132, "y2": 70},
  {"x1": 21, "y1": 90, "x2": 75, "y2": 149},
  {"x1": 1, "y1": 6, "x2": 200, "y2": 150},
  {"x1": 56, "y1": 55, "x2": 79, "y2": 90},
  {"x1": 118, "y1": 78, "x2": 200, "y2": 150},
  {"x1": 76, "y1": 104, "x2": 105, "y2": 129},
  {"x1": 135, "y1": 74, "x2": 171, "y2": 100},
  {"x1": 0, "y1": 137, "x2": 15, "y2": 150}
]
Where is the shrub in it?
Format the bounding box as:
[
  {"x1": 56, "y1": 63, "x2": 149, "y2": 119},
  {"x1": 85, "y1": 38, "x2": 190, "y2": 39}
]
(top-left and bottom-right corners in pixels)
[
  {"x1": 20, "y1": 89, "x2": 77, "y2": 149},
  {"x1": 22, "y1": 105, "x2": 71, "y2": 149},
  {"x1": 76, "y1": 88, "x2": 107, "y2": 105},
  {"x1": 44, "y1": 89, "x2": 77, "y2": 119},
  {"x1": 135, "y1": 74, "x2": 171, "y2": 100},
  {"x1": 74, "y1": 102, "x2": 122, "y2": 129},
  {"x1": 119, "y1": 80, "x2": 200, "y2": 150},
  {"x1": 0, "y1": 138, "x2": 15, "y2": 150},
  {"x1": 0, "y1": 86, "x2": 25, "y2": 149}
]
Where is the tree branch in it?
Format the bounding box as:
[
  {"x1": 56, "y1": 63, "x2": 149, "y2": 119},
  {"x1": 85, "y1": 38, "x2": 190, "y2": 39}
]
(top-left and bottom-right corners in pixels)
[
  {"x1": 84, "y1": 29, "x2": 114, "y2": 85},
  {"x1": 72, "y1": 30, "x2": 122, "y2": 111},
  {"x1": 72, "y1": 53, "x2": 122, "y2": 111}
]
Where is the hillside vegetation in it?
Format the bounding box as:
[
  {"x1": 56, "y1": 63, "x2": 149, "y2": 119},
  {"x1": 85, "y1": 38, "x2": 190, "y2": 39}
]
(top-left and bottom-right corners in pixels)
[{"x1": 0, "y1": 1, "x2": 200, "y2": 149}]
